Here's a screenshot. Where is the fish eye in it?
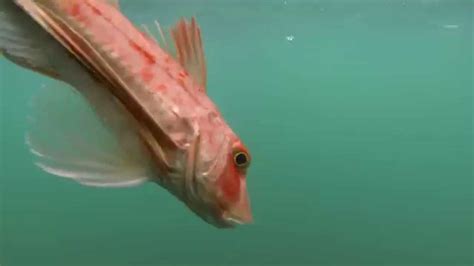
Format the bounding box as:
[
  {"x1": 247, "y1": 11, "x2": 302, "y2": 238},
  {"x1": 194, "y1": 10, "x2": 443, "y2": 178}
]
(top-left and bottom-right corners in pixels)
[{"x1": 233, "y1": 151, "x2": 250, "y2": 169}]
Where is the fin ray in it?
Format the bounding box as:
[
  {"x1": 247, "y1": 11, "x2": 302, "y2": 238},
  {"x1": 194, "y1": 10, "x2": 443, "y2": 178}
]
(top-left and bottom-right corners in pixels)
[
  {"x1": 0, "y1": 1, "x2": 59, "y2": 78},
  {"x1": 27, "y1": 81, "x2": 152, "y2": 188},
  {"x1": 170, "y1": 17, "x2": 207, "y2": 91},
  {"x1": 142, "y1": 17, "x2": 207, "y2": 91}
]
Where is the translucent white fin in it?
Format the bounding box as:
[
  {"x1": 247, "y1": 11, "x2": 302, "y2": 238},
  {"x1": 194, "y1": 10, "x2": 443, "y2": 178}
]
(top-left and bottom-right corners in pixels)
[
  {"x1": 26, "y1": 81, "x2": 151, "y2": 188},
  {"x1": 141, "y1": 20, "x2": 175, "y2": 58}
]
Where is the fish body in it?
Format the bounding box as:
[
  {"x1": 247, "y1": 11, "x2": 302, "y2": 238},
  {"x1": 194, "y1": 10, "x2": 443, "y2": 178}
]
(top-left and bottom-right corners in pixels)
[{"x1": 0, "y1": 0, "x2": 252, "y2": 228}]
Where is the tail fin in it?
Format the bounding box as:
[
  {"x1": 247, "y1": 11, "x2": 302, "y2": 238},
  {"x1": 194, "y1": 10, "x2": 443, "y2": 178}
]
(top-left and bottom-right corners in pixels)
[{"x1": 0, "y1": 0, "x2": 59, "y2": 78}]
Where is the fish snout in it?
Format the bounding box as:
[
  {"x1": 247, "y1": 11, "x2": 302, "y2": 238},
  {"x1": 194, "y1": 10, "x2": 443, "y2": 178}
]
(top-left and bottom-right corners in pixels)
[{"x1": 222, "y1": 180, "x2": 253, "y2": 225}]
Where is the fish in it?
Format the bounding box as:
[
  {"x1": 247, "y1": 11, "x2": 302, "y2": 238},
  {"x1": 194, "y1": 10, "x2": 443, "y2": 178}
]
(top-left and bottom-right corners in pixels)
[{"x1": 0, "y1": 0, "x2": 253, "y2": 228}]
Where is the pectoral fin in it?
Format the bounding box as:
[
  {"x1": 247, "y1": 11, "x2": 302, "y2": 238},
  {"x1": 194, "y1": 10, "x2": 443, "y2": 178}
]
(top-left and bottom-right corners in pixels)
[{"x1": 27, "y1": 81, "x2": 152, "y2": 188}]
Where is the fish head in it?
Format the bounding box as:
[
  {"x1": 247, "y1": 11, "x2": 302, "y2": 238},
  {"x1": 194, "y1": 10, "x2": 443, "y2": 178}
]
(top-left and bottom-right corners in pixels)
[{"x1": 184, "y1": 126, "x2": 252, "y2": 228}]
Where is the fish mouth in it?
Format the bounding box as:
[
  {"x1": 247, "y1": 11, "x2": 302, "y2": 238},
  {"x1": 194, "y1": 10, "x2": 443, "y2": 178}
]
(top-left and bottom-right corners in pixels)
[{"x1": 222, "y1": 181, "x2": 253, "y2": 226}]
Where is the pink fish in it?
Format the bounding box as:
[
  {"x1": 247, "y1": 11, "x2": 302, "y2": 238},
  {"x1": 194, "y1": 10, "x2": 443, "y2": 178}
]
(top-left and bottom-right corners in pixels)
[{"x1": 0, "y1": 0, "x2": 252, "y2": 228}]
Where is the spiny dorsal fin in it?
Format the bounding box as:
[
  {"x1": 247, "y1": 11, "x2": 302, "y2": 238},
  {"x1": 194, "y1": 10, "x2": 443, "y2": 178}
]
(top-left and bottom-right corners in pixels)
[
  {"x1": 142, "y1": 20, "x2": 175, "y2": 60},
  {"x1": 142, "y1": 17, "x2": 207, "y2": 92},
  {"x1": 170, "y1": 17, "x2": 207, "y2": 92}
]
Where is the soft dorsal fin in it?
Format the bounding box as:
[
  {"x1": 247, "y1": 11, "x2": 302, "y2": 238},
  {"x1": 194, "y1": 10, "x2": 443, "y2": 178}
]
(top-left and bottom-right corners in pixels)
[{"x1": 170, "y1": 17, "x2": 207, "y2": 91}]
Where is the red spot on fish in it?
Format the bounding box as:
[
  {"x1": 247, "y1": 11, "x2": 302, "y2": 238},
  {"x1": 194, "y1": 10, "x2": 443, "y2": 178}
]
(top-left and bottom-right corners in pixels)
[
  {"x1": 165, "y1": 56, "x2": 171, "y2": 63},
  {"x1": 178, "y1": 71, "x2": 188, "y2": 78},
  {"x1": 70, "y1": 3, "x2": 81, "y2": 16},
  {"x1": 141, "y1": 67, "x2": 154, "y2": 83},
  {"x1": 129, "y1": 41, "x2": 156, "y2": 65},
  {"x1": 68, "y1": 3, "x2": 89, "y2": 24},
  {"x1": 155, "y1": 83, "x2": 167, "y2": 92}
]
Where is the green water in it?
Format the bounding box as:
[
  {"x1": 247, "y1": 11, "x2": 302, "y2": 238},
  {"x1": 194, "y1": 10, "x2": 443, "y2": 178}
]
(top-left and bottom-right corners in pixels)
[{"x1": 1, "y1": 0, "x2": 472, "y2": 265}]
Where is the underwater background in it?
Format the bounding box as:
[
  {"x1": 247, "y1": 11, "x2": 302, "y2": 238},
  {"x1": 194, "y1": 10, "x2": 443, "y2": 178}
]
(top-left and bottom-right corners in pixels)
[{"x1": 0, "y1": 0, "x2": 472, "y2": 265}]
